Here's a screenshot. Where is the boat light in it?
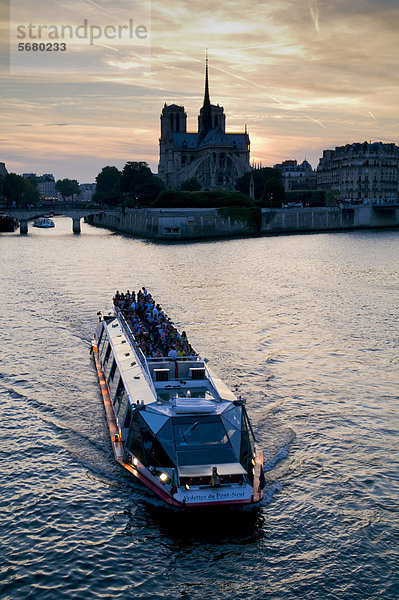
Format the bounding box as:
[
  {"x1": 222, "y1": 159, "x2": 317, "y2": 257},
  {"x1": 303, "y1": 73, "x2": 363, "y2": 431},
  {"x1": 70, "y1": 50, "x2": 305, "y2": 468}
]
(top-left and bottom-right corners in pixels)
[
  {"x1": 185, "y1": 484, "x2": 190, "y2": 490},
  {"x1": 159, "y1": 472, "x2": 169, "y2": 482},
  {"x1": 133, "y1": 457, "x2": 138, "y2": 466}
]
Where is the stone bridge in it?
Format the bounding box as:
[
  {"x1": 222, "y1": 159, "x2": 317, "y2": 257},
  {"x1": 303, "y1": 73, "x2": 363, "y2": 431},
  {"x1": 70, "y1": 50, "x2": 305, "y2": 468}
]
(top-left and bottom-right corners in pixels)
[{"x1": 6, "y1": 204, "x2": 118, "y2": 234}]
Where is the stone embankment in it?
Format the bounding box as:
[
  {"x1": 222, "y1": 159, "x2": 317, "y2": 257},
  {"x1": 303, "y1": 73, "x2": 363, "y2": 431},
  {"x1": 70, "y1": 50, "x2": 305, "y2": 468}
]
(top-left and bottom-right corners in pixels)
[{"x1": 86, "y1": 205, "x2": 399, "y2": 241}]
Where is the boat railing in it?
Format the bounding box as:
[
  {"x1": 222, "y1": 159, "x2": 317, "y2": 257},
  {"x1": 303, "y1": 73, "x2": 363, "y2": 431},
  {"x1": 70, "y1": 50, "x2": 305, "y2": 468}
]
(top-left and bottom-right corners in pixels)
[
  {"x1": 146, "y1": 355, "x2": 202, "y2": 363},
  {"x1": 202, "y1": 362, "x2": 222, "y2": 399}
]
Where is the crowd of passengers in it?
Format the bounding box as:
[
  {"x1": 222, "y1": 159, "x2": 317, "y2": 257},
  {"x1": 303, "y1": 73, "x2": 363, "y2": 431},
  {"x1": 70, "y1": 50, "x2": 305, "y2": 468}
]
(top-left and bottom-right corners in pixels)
[{"x1": 113, "y1": 288, "x2": 197, "y2": 359}]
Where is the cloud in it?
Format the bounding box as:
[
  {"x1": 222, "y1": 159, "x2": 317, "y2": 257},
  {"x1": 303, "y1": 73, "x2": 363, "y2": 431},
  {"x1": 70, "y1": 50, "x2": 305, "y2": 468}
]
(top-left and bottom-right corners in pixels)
[
  {"x1": 308, "y1": 1, "x2": 320, "y2": 33},
  {"x1": 0, "y1": 0, "x2": 398, "y2": 179}
]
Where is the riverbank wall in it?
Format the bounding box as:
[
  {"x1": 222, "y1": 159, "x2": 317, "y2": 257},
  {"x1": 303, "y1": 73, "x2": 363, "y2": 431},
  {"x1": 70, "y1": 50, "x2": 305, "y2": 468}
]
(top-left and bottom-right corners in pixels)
[{"x1": 86, "y1": 205, "x2": 399, "y2": 241}]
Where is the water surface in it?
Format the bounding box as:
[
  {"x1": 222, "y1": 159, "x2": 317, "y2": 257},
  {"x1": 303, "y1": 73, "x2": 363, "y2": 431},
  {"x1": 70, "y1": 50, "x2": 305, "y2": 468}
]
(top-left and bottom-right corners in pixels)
[{"x1": 0, "y1": 219, "x2": 398, "y2": 599}]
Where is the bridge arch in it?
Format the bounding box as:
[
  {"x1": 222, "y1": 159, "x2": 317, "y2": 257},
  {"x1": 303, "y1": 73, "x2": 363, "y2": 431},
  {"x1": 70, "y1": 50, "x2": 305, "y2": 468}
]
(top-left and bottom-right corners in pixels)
[{"x1": 6, "y1": 204, "x2": 111, "y2": 234}]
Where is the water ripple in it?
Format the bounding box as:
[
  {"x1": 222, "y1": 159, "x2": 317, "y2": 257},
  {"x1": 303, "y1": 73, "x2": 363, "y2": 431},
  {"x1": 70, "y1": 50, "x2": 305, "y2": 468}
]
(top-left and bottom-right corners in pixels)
[{"x1": 0, "y1": 225, "x2": 398, "y2": 599}]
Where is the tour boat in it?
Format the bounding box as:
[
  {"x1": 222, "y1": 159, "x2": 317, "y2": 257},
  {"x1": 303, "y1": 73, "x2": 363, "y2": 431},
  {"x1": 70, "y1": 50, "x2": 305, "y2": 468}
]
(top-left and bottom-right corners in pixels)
[
  {"x1": 33, "y1": 217, "x2": 55, "y2": 228},
  {"x1": 91, "y1": 294, "x2": 265, "y2": 508}
]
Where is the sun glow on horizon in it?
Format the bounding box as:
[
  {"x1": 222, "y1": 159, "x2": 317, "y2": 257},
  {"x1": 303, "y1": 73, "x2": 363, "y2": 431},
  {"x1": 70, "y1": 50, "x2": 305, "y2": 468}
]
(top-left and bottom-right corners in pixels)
[{"x1": 1, "y1": 0, "x2": 398, "y2": 180}]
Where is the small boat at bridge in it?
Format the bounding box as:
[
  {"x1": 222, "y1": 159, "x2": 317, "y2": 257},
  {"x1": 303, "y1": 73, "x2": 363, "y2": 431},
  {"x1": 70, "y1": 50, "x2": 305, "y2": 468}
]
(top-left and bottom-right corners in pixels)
[
  {"x1": 33, "y1": 217, "x2": 55, "y2": 228},
  {"x1": 91, "y1": 290, "x2": 265, "y2": 509}
]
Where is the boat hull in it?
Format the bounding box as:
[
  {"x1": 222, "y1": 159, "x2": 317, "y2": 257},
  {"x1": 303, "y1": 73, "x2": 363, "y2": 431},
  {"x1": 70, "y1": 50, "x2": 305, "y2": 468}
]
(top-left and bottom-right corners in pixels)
[{"x1": 33, "y1": 217, "x2": 55, "y2": 228}]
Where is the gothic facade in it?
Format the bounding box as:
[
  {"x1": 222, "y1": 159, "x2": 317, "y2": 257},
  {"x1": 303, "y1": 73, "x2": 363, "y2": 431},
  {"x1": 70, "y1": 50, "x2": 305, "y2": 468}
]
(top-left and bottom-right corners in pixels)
[{"x1": 158, "y1": 58, "x2": 250, "y2": 190}]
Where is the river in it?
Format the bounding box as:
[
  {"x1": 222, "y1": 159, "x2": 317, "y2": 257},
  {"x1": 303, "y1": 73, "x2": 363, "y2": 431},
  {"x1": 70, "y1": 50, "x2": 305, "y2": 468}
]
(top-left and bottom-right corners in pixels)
[{"x1": 0, "y1": 218, "x2": 398, "y2": 599}]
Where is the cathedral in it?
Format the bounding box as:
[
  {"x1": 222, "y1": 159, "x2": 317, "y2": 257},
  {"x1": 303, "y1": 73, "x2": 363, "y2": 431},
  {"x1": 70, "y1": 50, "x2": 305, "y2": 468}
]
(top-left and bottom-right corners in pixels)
[{"x1": 158, "y1": 57, "x2": 251, "y2": 190}]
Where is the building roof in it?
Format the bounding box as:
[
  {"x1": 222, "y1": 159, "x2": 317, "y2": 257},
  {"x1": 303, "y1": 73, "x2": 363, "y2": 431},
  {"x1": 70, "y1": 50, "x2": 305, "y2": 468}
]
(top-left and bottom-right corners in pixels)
[
  {"x1": 173, "y1": 129, "x2": 247, "y2": 150},
  {"x1": 172, "y1": 133, "x2": 199, "y2": 149},
  {"x1": 300, "y1": 160, "x2": 313, "y2": 170}
]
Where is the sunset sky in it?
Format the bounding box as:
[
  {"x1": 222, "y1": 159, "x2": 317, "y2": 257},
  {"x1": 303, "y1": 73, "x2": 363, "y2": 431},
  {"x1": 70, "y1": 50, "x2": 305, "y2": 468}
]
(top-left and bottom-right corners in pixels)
[{"x1": 1, "y1": 0, "x2": 398, "y2": 182}]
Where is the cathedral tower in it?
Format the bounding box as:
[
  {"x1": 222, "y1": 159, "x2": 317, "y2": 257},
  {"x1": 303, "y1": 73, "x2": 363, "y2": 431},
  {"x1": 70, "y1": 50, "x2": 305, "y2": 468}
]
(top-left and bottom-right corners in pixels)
[
  {"x1": 160, "y1": 104, "x2": 187, "y2": 138},
  {"x1": 158, "y1": 54, "x2": 250, "y2": 190}
]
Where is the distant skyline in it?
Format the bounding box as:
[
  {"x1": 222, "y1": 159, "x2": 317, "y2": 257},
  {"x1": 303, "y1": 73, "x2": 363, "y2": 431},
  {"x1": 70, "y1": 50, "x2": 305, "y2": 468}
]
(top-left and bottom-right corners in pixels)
[{"x1": 1, "y1": 0, "x2": 398, "y2": 182}]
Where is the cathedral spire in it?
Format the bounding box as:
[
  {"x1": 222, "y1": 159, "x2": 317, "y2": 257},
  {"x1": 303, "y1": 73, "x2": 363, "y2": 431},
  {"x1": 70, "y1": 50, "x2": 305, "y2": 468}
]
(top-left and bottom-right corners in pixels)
[
  {"x1": 199, "y1": 50, "x2": 213, "y2": 142},
  {"x1": 203, "y1": 49, "x2": 211, "y2": 109}
]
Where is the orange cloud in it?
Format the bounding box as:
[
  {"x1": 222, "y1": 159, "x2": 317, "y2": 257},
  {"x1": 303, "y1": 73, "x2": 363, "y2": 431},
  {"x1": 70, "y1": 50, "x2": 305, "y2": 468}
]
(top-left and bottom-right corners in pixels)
[{"x1": 0, "y1": 0, "x2": 397, "y2": 180}]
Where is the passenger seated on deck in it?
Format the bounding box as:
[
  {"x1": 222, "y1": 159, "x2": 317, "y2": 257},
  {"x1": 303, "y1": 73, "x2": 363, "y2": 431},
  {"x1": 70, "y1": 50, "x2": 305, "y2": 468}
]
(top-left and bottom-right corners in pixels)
[
  {"x1": 121, "y1": 289, "x2": 198, "y2": 358},
  {"x1": 168, "y1": 347, "x2": 178, "y2": 360}
]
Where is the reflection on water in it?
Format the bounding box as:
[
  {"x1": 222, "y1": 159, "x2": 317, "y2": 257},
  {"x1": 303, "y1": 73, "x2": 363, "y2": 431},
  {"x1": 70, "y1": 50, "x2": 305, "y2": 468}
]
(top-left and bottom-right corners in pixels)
[{"x1": 141, "y1": 504, "x2": 265, "y2": 545}]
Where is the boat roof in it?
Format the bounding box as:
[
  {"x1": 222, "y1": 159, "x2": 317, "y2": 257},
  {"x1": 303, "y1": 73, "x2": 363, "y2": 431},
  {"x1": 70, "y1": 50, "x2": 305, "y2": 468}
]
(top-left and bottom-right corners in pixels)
[
  {"x1": 103, "y1": 316, "x2": 157, "y2": 405},
  {"x1": 145, "y1": 398, "x2": 232, "y2": 418}
]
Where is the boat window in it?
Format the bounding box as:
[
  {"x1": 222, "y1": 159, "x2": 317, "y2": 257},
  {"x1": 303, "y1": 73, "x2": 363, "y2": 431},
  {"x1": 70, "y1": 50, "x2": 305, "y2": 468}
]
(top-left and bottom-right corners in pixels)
[
  {"x1": 156, "y1": 420, "x2": 176, "y2": 465},
  {"x1": 174, "y1": 417, "x2": 228, "y2": 446},
  {"x1": 117, "y1": 390, "x2": 129, "y2": 425},
  {"x1": 103, "y1": 354, "x2": 114, "y2": 379},
  {"x1": 109, "y1": 368, "x2": 120, "y2": 401},
  {"x1": 113, "y1": 378, "x2": 124, "y2": 407},
  {"x1": 127, "y1": 413, "x2": 175, "y2": 468},
  {"x1": 124, "y1": 406, "x2": 132, "y2": 429},
  {"x1": 221, "y1": 406, "x2": 242, "y2": 460},
  {"x1": 148, "y1": 437, "x2": 175, "y2": 468},
  {"x1": 103, "y1": 343, "x2": 112, "y2": 367},
  {"x1": 172, "y1": 416, "x2": 236, "y2": 466},
  {"x1": 115, "y1": 388, "x2": 125, "y2": 413},
  {"x1": 97, "y1": 326, "x2": 104, "y2": 349},
  {"x1": 99, "y1": 336, "x2": 109, "y2": 360},
  {"x1": 240, "y1": 410, "x2": 254, "y2": 475},
  {"x1": 108, "y1": 360, "x2": 117, "y2": 383},
  {"x1": 126, "y1": 417, "x2": 145, "y2": 464}
]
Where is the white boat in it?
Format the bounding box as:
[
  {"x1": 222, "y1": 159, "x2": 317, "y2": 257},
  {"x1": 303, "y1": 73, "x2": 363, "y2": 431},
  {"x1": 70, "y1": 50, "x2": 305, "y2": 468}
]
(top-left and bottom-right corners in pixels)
[
  {"x1": 91, "y1": 291, "x2": 265, "y2": 508},
  {"x1": 33, "y1": 217, "x2": 55, "y2": 228}
]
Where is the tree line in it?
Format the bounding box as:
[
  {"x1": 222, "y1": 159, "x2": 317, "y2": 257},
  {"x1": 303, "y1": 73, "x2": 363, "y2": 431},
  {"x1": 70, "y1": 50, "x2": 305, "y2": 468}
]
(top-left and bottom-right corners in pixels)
[
  {"x1": 94, "y1": 161, "x2": 285, "y2": 208},
  {"x1": 0, "y1": 161, "x2": 285, "y2": 209},
  {"x1": 0, "y1": 174, "x2": 80, "y2": 208}
]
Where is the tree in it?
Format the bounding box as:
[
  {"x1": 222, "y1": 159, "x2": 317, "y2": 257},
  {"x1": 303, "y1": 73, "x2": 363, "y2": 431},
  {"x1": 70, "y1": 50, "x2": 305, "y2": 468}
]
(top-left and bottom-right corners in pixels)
[
  {"x1": 56, "y1": 178, "x2": 80, "y2": 201},
  {"x1": 262, "y1": 177, "x2": 285, "y2": 207},
  {"x1": 235, "y1": 167, "x2": 282, "y2": 202},
  {"x1": 126, "y1": 179, "x2": 165, "y2": 207},
  {"x1": 181, "y1": 177, "x2": 202, "y2": 191},
  {"x1": 121, "y1": 162, "x2": 153, "y2": 194},
  {"x1": 3, "y1": 173, "x2": 40, "y2": 208},
  {"x1": 94, "y1": 166, "x2": 121, "y2": 206},
  {"x1": 152, "y1": 189, "x2": 253, "y2": 208},
  {"x1": 121, "y1": 161, "x2": 165, "y2": 206}
]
